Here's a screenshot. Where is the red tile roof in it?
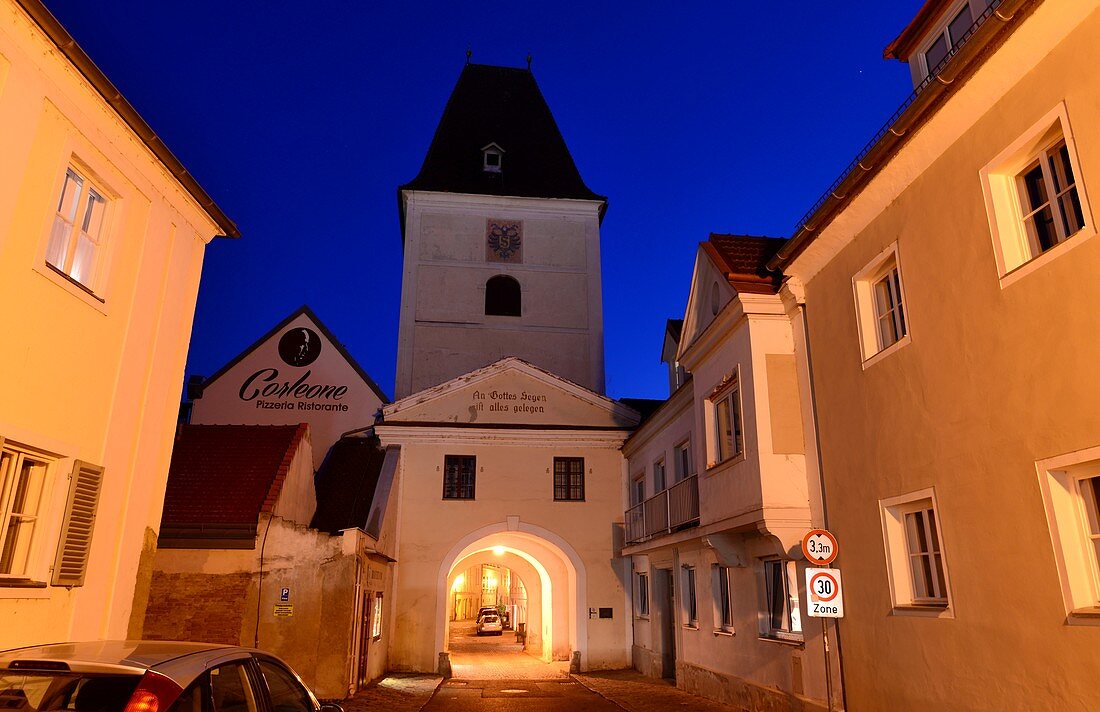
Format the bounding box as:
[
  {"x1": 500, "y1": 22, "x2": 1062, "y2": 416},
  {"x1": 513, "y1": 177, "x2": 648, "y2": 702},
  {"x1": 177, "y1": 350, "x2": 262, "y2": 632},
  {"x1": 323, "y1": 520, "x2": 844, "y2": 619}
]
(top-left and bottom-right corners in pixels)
[
  {"x1": 161, "y1": 424, "x2": 308, "y2": 526},
  {"x1": 702, "y1": 234, "x2": 786, "y2": 294}
]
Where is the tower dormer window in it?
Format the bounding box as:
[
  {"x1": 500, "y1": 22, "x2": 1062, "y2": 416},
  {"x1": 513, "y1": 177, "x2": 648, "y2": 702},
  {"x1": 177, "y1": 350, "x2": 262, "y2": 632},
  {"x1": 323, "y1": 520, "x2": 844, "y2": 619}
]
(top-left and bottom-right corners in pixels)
[{"x1": 482, "y1": 143, "x2": 504, "y2": 173}]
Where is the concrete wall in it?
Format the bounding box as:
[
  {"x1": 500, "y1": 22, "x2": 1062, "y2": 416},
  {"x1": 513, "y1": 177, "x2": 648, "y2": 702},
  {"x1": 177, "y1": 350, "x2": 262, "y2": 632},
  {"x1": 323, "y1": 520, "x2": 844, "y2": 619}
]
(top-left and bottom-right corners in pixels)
[
  {"x1": 144, "y1": 516, "x2": 379, "y2": 700},
  {"x1": 396, "y1": 192, "x2": 606, "y2": 398},
  {"x1": 0, "y1": 0, "x2": 220, "y2": 646},
  {"x1": 785, "y1": 1, "x2": 1100, "y2": 708}
]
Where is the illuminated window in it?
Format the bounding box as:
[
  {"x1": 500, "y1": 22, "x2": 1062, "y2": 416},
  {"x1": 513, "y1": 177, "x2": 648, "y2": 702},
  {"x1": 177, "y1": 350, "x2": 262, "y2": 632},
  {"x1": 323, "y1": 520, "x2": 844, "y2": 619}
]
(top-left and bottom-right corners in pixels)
[
  {"x1": 46, "y1": 166, "x2": 109, "y2": 292},
  {"x1": 372, "y1": 593, "x2": 383, "y2": 639}
]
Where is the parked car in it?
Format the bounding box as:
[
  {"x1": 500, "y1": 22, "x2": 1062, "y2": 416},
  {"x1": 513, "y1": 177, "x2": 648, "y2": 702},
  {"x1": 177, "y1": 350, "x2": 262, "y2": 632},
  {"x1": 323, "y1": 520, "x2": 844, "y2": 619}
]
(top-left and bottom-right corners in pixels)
[
  {"x1": 475, "y1": 607, "x2": 497, "y2": 622},
  {"x1": 476, "y1": 615, "x2": 503, "y2": 636},
  {"x1": 0, "y1": 641, "x2": 342, "y2": 712}
]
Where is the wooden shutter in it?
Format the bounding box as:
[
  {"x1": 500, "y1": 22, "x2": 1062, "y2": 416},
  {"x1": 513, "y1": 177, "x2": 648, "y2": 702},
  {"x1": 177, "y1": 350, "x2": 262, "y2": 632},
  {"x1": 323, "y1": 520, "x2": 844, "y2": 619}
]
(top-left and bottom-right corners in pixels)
[{"x1": 51, "y1": 460, "x2": 103, "y2": 587}]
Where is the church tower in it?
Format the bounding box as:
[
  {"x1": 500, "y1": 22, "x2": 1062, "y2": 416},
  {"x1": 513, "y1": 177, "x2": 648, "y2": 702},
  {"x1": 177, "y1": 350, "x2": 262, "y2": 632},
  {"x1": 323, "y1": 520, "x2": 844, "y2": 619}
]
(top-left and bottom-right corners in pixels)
[{"x1": 395, "y1": 63, "x2": 607, "y2": 399}]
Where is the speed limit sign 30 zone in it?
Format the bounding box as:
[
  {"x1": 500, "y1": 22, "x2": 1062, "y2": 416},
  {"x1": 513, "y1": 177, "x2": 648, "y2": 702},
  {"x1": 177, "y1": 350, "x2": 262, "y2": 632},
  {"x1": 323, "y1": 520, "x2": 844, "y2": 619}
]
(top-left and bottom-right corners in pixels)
[{"x1": 806, "y1": 568, "x2": 844, "y2": 618}]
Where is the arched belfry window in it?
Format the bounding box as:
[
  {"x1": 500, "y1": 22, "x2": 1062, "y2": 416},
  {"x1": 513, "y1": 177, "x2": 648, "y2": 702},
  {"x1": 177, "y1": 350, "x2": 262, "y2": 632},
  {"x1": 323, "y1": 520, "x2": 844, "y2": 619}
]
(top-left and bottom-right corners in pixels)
[{"x1": 485, "y1": 275, "x2": 521, "y2": 316}]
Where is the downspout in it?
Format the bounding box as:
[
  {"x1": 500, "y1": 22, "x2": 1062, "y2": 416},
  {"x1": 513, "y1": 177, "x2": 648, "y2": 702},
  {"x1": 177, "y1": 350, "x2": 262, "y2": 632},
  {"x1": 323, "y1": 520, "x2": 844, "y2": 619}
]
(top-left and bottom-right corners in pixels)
[{"x1": 797, "y1": 300, "x2": 848, "y2": 711}]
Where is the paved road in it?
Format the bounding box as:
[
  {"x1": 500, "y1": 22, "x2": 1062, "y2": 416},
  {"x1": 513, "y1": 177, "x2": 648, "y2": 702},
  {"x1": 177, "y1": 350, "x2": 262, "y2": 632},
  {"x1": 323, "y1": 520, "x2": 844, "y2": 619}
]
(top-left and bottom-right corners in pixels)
[
  {"x1": 424, "y1": 678, "x2": 621, "y2": 711},
  {"x1": 447, "y1": 619, "x2": 569, "y2": 680}
]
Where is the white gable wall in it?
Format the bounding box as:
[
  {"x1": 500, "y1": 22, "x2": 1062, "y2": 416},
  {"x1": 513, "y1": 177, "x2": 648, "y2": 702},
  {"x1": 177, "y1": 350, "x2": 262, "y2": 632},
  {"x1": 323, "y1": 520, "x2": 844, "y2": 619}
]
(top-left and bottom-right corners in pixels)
[{"x1": 191, "y1": 312, "x2": 384, "y2": 467}]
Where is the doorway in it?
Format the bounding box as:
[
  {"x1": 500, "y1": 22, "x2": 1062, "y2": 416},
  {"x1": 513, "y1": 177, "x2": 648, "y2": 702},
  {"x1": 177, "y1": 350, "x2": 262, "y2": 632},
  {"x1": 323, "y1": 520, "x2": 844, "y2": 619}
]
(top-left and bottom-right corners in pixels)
[{"x1": 654, "y1": 568, "x2": 677, "y2": 680}]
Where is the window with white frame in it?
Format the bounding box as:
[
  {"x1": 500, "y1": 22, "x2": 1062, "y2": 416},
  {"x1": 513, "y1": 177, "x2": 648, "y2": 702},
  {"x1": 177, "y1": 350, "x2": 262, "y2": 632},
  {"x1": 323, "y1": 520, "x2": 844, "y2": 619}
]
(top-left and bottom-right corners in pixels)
[
  {"x1": 713, "y1": 565, "x2": 734, "y2": 632},
  {"x1": 371, "y1": 593, "x2": 383, "y2": 639},
  {"x1": 981, "y1": 104, "x2": 1093, "y2": 280},
  {"x1": 682, "y1": 565, "x2": 698, "y2": 627},
  {"x1": 853, "y1": 243, "x2": 910, "y2": 363},
  {"x1": 1036, "y1": 450, "x2": 1100, "y2": 617},
  {"x1": 635, "y1": 571, "x2": 650, "y2": 617},
  {"x1": 0, "y1": 443, "x2": 52, "y2": 579},
  {"x1": 880, "y1": 489, "x2": 952, "y2": 610},
  {"x1": 674, "y1": 440, "x2": 692, "y2": 482},
  {"x1": 920, "y1": 2, "x2": 973, "y2": 79},
  {"x1": 630, "y1": 474, "x2": 645, "y2": 507},
  {"x1": 653, "y1": 459, "x2": 666, "y2": 493},
  {"x1": 761, "y1": 559, "x2": 802, "y2": 640},
  {"x1": 709, "y1": 378, "x2": 743, "y2": 465},
  {"x1": 46, "y1": 166, "x2": 109, "y2": 292}
]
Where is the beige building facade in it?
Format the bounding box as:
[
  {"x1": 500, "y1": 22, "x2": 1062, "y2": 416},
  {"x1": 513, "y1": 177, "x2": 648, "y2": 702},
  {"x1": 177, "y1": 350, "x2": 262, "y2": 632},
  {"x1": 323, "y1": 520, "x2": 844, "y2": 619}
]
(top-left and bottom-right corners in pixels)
[
  {"x1": 375, "y1": 359, "x2": 637, "y2": 673},
  {"x1": 624, "y1": 235, "x2": 837, "y2": 710},
  {"x1": 0, "y1": 0, "x2": 234, "y2": 647},
  {"x1": 772, "y1": 0, "x2": 1100, "y2": 708}
]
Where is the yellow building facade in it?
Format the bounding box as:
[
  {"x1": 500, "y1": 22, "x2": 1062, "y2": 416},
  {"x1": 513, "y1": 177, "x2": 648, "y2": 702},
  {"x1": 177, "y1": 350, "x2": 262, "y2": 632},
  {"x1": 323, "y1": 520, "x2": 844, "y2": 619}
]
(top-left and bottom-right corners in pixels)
[
  {"x1": 0, "y1": 0, "x2": 233, "y2": 647},
  {"x1": 774, "y1": 0, "x2": 1100, "y2": 707}
]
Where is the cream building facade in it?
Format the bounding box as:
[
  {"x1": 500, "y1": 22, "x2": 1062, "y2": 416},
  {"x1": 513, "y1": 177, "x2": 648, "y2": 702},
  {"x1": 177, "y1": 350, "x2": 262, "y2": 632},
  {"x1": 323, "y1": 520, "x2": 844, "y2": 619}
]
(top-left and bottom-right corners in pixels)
[
  {"x1": 0, "y1": 0, "x2": 235, "y2": 647},
  {"x1": 770, "y1": 0, "x2": 1100, "y2": 707},
  {"x1": 624, "y1": 235, "x2": 837, "y2": 710}
]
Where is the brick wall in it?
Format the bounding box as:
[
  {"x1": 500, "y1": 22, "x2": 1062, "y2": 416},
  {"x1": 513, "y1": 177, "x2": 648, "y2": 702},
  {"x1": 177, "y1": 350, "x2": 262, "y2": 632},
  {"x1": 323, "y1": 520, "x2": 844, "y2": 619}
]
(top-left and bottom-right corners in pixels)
[{"x1": 143, "y1": 571, "x2": 254, "y2": 645}]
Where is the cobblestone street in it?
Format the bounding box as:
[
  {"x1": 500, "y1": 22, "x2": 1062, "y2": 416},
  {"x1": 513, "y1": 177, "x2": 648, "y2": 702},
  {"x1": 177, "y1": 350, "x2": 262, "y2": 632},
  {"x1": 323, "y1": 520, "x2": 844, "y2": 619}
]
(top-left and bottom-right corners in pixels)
[{"x1": 447, "y1": 619, "x2": 569, "y2": 680}]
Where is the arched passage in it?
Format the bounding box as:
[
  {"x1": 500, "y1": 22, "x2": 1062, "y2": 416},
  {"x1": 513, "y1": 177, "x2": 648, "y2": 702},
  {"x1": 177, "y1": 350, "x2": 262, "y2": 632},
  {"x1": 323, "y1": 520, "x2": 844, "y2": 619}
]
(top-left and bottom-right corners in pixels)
[{"x1": 436, "y1": 520, "x2": 588, "y2": 676}]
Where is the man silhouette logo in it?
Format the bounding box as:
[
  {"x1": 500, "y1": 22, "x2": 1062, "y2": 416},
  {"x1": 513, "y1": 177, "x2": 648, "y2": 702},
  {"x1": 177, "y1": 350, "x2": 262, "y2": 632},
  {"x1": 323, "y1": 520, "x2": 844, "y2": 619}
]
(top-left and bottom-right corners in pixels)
[{"x1": 278, "y1": 327, "x2": 321, "y2": 367}]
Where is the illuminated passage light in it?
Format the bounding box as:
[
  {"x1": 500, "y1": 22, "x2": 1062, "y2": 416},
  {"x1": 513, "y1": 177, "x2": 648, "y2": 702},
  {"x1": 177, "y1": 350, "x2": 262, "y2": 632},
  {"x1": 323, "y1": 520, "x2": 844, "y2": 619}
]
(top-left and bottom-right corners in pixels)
[{"x1": 493, "y1": 546, "x2": 506, "y2": 556}]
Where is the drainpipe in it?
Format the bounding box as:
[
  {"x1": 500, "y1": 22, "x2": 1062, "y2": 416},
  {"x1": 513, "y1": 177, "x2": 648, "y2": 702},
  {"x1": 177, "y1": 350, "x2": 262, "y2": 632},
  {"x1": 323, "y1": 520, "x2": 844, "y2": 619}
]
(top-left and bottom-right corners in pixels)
[{"x1": 796, "y1": 299, "x2": 848, "y2": 711}]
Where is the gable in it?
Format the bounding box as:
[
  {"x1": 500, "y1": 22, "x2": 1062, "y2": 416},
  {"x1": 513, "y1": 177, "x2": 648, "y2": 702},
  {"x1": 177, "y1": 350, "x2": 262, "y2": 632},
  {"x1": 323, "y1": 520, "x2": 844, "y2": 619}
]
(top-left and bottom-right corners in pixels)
[
  {"x1": 191, "y1": 307, "x2": 386, "y2": 464},
  {"x1": 384, "y1": 358, "x2": 638, "y2": 429},
  {"x1": 678, "y1": 249, "x2": 736, "y2": 360}
]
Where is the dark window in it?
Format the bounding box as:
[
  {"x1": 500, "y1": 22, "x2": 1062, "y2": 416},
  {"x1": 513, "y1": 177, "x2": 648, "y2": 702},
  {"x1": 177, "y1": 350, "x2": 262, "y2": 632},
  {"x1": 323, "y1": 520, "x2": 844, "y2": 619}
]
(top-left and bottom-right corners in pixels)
[
  {"x1": 443, "y1": 455, "x2": 476, "y2": 499},
  {"x1": 554, "y1": 457, "x2": 585, "y2": 501},
  {"x1": 209, "y1": 663, "x2": 258, "y2": 712},
  {"x1": 485, "y1": 275, "x2": 521, "y2": 316}
]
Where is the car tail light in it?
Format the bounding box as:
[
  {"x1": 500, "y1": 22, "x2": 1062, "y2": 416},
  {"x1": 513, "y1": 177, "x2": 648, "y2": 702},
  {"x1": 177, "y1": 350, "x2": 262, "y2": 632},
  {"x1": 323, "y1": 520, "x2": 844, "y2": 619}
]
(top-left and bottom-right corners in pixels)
[{"x1": 123, "y1": 672, "x2": 183, "y2": 712}]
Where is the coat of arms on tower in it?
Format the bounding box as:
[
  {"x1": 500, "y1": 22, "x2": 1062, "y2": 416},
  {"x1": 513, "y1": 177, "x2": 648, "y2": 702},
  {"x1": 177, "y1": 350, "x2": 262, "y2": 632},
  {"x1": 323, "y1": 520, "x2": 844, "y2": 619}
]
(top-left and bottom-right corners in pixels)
[{"x1": 486, "y1": 219, "x2": 523, "y2": 263}]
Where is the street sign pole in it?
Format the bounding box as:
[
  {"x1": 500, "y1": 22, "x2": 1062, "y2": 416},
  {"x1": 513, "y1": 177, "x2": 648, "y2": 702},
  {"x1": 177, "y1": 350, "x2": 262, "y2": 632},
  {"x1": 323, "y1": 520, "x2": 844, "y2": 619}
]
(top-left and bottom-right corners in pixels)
[
  {"x1": 802, "y1": 530, "x2": 841, "y2": 712},
  {"x1": 822, "y1": 618, "x2": 833, "y2": 712}
]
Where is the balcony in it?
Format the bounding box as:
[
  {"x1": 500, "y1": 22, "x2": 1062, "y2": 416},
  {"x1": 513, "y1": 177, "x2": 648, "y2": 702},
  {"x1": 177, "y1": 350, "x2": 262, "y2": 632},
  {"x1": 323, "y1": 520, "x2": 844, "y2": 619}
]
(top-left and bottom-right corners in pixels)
[{"x1": 625, "y1": 474, "x2": 700, "y2": 546}]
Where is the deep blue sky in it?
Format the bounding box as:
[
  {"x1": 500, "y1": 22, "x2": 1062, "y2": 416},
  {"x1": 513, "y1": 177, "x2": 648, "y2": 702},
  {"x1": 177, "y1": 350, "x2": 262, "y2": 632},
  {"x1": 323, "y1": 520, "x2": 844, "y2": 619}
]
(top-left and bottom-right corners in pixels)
[{"x1": 48, "y1": 1, "x2": 918, "y2": 401}]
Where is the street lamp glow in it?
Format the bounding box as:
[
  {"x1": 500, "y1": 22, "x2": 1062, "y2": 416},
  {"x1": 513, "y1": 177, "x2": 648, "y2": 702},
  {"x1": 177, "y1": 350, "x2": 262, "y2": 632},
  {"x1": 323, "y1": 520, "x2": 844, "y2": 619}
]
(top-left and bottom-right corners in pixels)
[{"x1": 493, "y1": 546, "x2": 506, "y2": 556}]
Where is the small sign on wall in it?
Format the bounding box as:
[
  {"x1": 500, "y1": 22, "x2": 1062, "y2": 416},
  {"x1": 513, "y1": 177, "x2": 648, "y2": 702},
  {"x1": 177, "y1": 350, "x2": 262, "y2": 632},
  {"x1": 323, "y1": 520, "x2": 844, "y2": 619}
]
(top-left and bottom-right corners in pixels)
[
  {"x1": 273, "y1": 604, "x2": 294, "y2": 617},
  {"x1": 280, "y1": 587, "x2": 290, "y2": 602}
]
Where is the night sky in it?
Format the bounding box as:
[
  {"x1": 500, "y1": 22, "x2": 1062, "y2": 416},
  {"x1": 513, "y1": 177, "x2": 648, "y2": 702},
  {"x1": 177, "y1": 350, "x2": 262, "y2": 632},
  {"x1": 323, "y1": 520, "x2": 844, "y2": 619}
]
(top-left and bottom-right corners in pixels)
[{"x1": 45, "y1": 1, "x2": 918, "y2": 401}]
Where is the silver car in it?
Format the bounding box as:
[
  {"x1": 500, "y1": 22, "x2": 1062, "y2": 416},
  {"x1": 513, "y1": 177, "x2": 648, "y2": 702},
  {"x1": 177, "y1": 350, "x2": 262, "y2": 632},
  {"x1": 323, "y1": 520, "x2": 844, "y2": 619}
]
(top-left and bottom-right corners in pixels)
[{"x1": 0, "y1": 641, "x2": 343, "y2": 712}]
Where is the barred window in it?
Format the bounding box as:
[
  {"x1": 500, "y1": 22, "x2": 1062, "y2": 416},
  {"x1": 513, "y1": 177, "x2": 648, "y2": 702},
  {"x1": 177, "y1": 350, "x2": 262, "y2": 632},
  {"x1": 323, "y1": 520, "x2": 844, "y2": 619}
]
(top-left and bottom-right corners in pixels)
[
  {"x1": 443, "y1": 455, "x2": 476, "y2": 500},
  {"x1": 553, "y1": 457, "x2": 585, "y2": 501}
]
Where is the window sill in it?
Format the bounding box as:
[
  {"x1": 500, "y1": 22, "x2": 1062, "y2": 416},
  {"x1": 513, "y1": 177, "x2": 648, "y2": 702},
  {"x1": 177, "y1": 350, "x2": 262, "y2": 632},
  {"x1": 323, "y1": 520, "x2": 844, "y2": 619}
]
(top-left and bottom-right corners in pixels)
[
  {"x1": 861, "y1": 333, "x2": 911, "y2": 370},
  {"x1": 0, "y1": 578, "x2": 48, "y2": 588},
  {"x1": 712, "y1": 629, "x2": 734, "y2": 637},
  {"x1": 682, "y1": 624, "x2": 699, "y2": 631},
  {"x1": 758, "y1": 634, "x2": 804, "y2": 647},
  {"x1": 635, "y1": 615, "x2": 650, "y2": 621},
  {"x1": 33, "y1": 264, "x2": 108, "y2": 314},
  {"x1": 997, "y1": 224, "x2": 1097, "y2": 290},
  {"x1": 705, "y1": 453, "x2": 745, "y2": 477},
  {"x1": 891, "y1": 603, "x2": 953, "y2": 619},
  {"x1": 553, "y1": 499, "x2": 586, "y2": 503},
  {"x1": 1066, "y1": 607, "x2": 1100, "y2": 626}
]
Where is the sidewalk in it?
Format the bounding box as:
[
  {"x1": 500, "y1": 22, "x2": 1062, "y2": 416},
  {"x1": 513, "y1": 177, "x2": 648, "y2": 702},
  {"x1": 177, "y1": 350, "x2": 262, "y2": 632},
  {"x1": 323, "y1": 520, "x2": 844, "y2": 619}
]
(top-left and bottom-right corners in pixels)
[
  {"x1": 341, "y1": 674, "x2": 442, "y2": 712},
  {"x1": 575, "y1": 670, "x2": 749, "y2": 712}
]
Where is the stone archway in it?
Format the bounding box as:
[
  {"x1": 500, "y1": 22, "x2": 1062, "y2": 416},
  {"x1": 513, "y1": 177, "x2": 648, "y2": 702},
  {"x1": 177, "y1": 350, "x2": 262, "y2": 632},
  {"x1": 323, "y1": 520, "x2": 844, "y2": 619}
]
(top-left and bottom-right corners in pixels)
[{"x1": 436, "y1": 520, "x2": 588, "y2": 678}]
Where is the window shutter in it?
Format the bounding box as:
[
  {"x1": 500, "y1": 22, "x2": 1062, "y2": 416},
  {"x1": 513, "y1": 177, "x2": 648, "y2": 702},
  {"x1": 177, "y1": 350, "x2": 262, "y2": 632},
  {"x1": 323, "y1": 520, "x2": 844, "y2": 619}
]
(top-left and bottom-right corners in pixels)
[{"x1": 51, "y1": 460, "x2": 103, "y2": 587}]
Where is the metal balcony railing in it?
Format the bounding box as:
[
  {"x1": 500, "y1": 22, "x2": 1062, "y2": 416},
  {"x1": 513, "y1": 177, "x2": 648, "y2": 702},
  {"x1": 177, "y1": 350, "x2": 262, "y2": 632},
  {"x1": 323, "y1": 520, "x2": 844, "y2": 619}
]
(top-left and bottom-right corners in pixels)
[{"x1": 625, "y1": 474, "x2": 700, "y2": 545}]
